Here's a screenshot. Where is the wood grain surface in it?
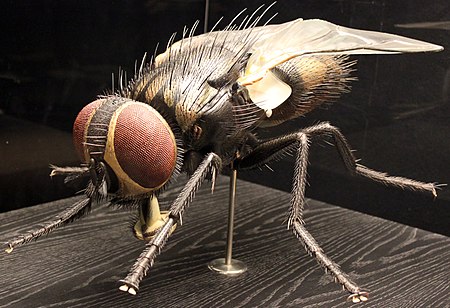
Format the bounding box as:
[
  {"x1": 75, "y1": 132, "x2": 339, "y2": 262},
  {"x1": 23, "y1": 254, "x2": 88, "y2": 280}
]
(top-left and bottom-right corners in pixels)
[{"x1": 0, "y1": 176, "x2": 449, "y2": 308}]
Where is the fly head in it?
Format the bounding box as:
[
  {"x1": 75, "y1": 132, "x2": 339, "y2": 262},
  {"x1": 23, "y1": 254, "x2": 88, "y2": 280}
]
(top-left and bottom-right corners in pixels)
[{"x1": 73, "y1": 96, "x2": 181, "y2": 200}]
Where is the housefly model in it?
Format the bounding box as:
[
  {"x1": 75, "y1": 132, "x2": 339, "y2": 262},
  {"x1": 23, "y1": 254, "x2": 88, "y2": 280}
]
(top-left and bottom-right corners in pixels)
[{"x1": 4, "y1": 7, "x2": 443, "y2": 303}]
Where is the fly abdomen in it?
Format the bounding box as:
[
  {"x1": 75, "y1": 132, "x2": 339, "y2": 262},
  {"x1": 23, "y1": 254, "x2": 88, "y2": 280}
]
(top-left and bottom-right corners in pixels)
[{"x1": 260, "y1": 55, "x2": 356, "y2": 127}]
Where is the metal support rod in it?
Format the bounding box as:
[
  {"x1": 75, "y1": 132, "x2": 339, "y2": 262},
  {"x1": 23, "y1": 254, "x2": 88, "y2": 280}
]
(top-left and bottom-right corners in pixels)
[
  {"x1": 225, "y1": 168, "x2": 237, "y2": 265},
  {"x1": 208, "y1": 166, "x2": 247, "y2": 275},
  {"x1": 203, "y1": 0, "x2": 209, "y2": 33}
]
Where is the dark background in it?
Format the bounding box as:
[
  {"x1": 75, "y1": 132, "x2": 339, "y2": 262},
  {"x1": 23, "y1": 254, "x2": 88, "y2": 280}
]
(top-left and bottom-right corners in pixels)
[{"x1": 1, "y1": 0, "x2": 449, "y2": 235}]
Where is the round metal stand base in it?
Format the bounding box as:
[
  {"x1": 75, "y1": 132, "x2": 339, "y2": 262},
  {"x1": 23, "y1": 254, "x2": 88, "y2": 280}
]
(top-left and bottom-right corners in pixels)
[{"x1": 208, "y1": 258, "x2": 247, "y2": 276}]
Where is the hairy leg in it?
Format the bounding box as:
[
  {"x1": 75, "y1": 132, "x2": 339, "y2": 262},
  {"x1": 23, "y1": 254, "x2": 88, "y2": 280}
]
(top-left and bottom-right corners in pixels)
[
  {"x1": 119, "y1": 153, "x2": 222, "y2": 295},
  {"x1": 237, "y1": 122, "x2": 437, "y2": 301}
]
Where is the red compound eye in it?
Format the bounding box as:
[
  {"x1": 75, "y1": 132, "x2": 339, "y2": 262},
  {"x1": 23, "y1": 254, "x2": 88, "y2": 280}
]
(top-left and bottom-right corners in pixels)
[
  {"x1": 73, "y1": 99, "x2": 104, "y2": 162},
  {"x1": 111, "y1": 102, "x2": 177, "y2": 189}
]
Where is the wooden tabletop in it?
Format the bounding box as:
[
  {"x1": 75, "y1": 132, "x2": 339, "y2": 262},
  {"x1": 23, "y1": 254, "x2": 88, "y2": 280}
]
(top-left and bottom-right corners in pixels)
[{"x1": 1, "y1": 176, "x2": 448, "y2": 307}]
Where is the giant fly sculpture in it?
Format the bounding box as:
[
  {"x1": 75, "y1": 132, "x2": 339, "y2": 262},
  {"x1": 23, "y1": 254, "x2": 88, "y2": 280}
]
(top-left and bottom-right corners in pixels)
[{"x1": 4, "y1": 7, "x2": 443, "y2": 303}]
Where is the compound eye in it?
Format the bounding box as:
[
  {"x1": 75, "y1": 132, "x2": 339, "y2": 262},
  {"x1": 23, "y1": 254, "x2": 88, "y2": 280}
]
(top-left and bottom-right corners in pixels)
[{"x1": 109, "y1": 102, "x2": 177, "y2": 190}]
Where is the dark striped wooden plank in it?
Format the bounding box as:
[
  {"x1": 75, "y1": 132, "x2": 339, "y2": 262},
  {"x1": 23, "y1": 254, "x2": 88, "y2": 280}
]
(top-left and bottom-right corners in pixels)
[{"x1": 0, "y1": 176, "x2": 449, "y2": 307}]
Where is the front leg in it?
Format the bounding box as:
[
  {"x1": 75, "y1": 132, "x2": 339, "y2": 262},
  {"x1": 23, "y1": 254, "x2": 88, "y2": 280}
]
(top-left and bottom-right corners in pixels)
[
  {"x1": 119, "y1": 153, "x2": 222, "y2": 295},
  {"x1": 4, "y1": 161, "x2": 107, "y2": 253},
  {"x1": 236, "y1": 122, "x2": 437, "y2": 302}
]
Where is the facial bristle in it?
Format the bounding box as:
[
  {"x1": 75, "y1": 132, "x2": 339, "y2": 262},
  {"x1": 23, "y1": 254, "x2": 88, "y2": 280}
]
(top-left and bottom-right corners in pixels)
[{"x1": 73, "y1": 99, "x2": 105, "y2": 162}]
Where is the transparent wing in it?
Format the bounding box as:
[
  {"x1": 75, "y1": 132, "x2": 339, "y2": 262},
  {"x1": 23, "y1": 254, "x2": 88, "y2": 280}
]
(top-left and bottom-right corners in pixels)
[
  {"x1": 240, "y1": 18, "x2": 443, "y2": 86},
  {"x1": 240, "y1": 19, "x2": 443, "y2": 111}
]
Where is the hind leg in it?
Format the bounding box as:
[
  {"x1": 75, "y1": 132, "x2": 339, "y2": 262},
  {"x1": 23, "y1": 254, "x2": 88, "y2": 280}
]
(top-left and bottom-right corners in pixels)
[{"x1": 237, "y1": 122, "x2": 437, "y2": 301}]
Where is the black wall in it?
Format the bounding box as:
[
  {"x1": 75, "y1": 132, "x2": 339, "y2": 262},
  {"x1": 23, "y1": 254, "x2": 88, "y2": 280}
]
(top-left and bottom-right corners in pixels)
[{"x1": 1, "y1": 0, "x2": 449, "y2": 235}]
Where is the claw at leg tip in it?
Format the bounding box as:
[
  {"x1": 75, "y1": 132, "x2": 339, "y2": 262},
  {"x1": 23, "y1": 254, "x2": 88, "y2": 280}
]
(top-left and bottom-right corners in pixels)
[
  {"x1": 4, "y1": 244, "x2": 13, "y2": 254},
  {"x1": 119, "y1": 284, "x2": 137, "y2": 295},
  {"x1": 347, "y1": 292, "x2": 369, "y2": 303},
  {"x1": 119, "y1": 285, "x2": 128, "y2": 292}
]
